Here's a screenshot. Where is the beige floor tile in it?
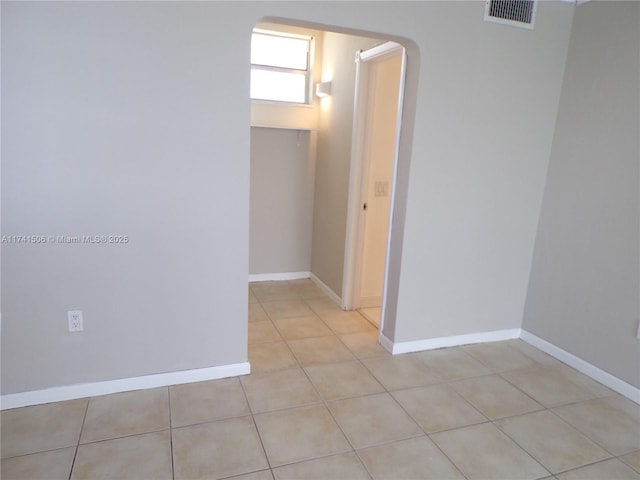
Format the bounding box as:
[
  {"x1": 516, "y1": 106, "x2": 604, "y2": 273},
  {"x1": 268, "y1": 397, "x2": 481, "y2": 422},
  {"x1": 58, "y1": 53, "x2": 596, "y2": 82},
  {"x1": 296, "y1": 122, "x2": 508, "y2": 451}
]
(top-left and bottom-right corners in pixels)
[
  {"x1": 232, "y1": 470, "x2": 275, "y2": 480},
  {"x1": 249, "y1": 303, "x2": 270, "y2": 322},
  {"x1": 273, "y1": 452, "x2": 370, "y2": 480},
  {"x1": 358, "y1": 436, "x2": 465, "y2": 480},
  {"x1": 506, "y1": 339, "x2": 560, "y2": 366},
  {"x1": 495, "y1": 410, "x2": 610, "y2": 473},
  {"x1": 249, "y1": 320, "x2": 283, "y2": 344},
  {"x1": 501, "y1": 365, "x2": 594, "y2": 407},
  {"x1": 80, "y1": 388, "x2": 169, "y2": 444},
  {"x1": 172, "y1": 416, "x2": 268, "y2": 479},
  {"x1": 0, "y1": 447, "x2": 75, "y2": 480},
  {"x1": 621, "y1": 451, "x2": 640, "y2": 473},
  {"x1": 241, "y1": 368, "x2": 320, "y2": 413},
  {"x1": 304, "y1": 361, "x2": 385, "y2": 401},
  {"x1": 249, "y1": 288, "x2": 259, "y2": 304},
  {"x1": 556, "y1": 459, "x2": 640, "y2": 480},
  {"x1": 391, "y1": 384, "x2": 486, "y2": 433},
  {"x1": 287, "y1": 278, "x2": 315, "y2": 287},
  {"x1": 287, "y1": 336, "x2": 355, "y2": 366},
  {"x1": 169, "y1": 377, "x2": 250, "y2": 427},
  {"x1": 463, "y1": 341, "x2": 537, "y2": 372},
  {"x1": 360, "y1": 354, "x2": 439, "y2": 390},
  {"x1": 413, "y1": 347, "x2": 491, "y2": 382},
  {"x1": 262, "y1": 300, "x2": 314, "y2": 320},
  {"x1": 553, "y1": 397, "x2": 640, "y2": 455},
  {"x1": 431, "y1": 423, "x2": 549, "y2": 480},
  {"x1": 248, "y1": 341, "x2": 298, "y2": 373},
  {"x1": 599, "y1": 394, "x2": 640, "y2": 423},
  {"x1": 328, "y1": 392, "x2": 423, "y2": 449},
  {"x1": 251, "y1": 282, "x2": 299, "y2": 302},
  {"x1": 552, "y1": 364, "x2": 614, "y2": 398},
  {"x1": 1, "y1": 399, "x2": 88, "y2": 458},
  {"x1": 339, "y1": 331, "x2": 389, "y2": 358},
  {"x1": 304, "y1": 296, "x2": 342, "y2": 314},
  {"x1": 291, "y1": 282, "x2": 326, "y2": 300},
  {"x1": 451, "y1": 375, "x2": 544, "y2": 420},
  {"x1": 72, "y1": 430, "x2": 171, "y2": 480},
  {"x1": 320, "y1": 310, "x2": 377, "y2": 335},
  {"x1": 359, "y1": 307, "x2": 381, "y2": 328},
  {"x1": 273, "y1": 315, "x2": 333, "y2": 340},
  {"x1": 254, "y1": 405, "x2": 351, "y2": 467}
]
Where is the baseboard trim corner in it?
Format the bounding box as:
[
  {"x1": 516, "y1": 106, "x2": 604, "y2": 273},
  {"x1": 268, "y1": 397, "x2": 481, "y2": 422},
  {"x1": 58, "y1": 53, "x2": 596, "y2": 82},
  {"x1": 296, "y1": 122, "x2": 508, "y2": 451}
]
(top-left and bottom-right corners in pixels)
[
  {"x1": 379, "y1": 333, "x2": 394, "y2": 353},
  {"x1": 249, "y1": 272, "x2": 311, "y2": 282},
  {"x1": 1, "y1": 362, "x2": 251, "y2": 410},
  {"x1": 309, "y1": 273, "x2": 343, "y2": 307},
  {"x1": 520, "y1": 330, "x2": 640, "y2": 404}
]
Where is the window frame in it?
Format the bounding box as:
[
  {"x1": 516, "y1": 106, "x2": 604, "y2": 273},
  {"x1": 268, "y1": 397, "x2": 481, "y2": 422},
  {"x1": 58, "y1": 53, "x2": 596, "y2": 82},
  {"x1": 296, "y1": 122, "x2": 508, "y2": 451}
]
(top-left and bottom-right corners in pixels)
[{"x1": 250, "y1": 29, "x2": 314, "y2": 105}]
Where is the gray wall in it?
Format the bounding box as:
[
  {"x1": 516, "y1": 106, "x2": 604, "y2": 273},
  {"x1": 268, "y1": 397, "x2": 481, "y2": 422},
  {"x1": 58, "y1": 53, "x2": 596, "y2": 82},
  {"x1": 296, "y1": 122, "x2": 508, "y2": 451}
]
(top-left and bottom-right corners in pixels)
[
  {"x1": 393, "y1": 1, "x2": 574, "y2": 342},
  {"x1": 2, "y1": 2, "x2": 251, "y2": 393},
  {"x1": 523, "y1": 1, "x2": 640, "y2": 388},
  {"x1": 2, "y1": 1, "x2": 575, "y2": 395},
  {"x1": 311, "y1": 31, "x2": 380, "y2": 296},
  {"x1": 250, "y1": 128, "x2": 315, "y2": 275}
]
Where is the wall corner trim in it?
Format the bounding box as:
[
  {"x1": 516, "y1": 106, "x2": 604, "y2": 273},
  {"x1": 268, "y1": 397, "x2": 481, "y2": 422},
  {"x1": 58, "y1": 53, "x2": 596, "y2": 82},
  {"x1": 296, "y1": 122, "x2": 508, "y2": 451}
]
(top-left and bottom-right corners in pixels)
[
  {"x1": 389, "y1": 328, "x2": 522, "y2": 355},
  {"x1": 0, "y1": 362, "x2": 251, "y2": 410},
  {"x1": 379, "y1": 332, "x2": 394, "y2": 353},
  {"x1": 520, "y1": 330, "x2": 640, "y2": 404},
  {"x1": 309, "y1": 273, "x2": 343, "y2": 306}
]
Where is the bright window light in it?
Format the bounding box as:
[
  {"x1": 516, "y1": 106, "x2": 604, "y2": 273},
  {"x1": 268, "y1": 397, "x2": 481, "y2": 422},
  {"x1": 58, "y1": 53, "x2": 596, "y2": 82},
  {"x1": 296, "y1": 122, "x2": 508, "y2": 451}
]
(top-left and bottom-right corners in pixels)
[
  {"x1": 250, "y1": 30, "x2": 311, "y2": 104},
  {"x1": 250, "y1": 70, "x2": 307, "y2": 104},
  {"x1": 251, "y1": 33, "x2": 309, "y2": 70}
]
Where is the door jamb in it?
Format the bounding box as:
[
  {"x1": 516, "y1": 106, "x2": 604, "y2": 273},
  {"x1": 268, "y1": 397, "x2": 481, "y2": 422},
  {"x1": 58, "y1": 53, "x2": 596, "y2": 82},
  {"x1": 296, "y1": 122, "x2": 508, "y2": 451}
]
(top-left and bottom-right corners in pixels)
[{"x1": 342, "y1": 41, "x2": 407, "y2": 335}]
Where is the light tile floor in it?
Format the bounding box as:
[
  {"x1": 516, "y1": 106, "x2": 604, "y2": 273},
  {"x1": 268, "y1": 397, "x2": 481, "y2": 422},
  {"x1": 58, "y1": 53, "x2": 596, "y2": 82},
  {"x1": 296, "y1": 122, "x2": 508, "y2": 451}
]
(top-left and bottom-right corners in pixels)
[{"x1": 2, "y1": 279, "x2": 639, "y2": 479}]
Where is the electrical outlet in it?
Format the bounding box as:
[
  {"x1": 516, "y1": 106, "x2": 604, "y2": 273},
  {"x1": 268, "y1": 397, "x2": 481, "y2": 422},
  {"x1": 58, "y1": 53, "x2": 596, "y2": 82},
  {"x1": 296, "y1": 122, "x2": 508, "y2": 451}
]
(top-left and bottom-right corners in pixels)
[
  {"x1": 636, "y1": 319, "x2": 640, "y2": 340},
  {"x1": 68, "y1": 310, "x2": 83, "y2": 332}
]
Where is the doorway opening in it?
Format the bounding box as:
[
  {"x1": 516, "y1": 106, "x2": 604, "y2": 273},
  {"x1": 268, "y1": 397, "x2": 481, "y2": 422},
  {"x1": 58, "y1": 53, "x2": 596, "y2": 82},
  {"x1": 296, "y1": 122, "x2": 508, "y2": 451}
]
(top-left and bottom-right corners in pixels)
[
  {"x1": 248, "y1": 20, "x2": 412, "y2": 349},
  {"x1": 342, "y1": 42, "x2": 406, "y2": 335}
]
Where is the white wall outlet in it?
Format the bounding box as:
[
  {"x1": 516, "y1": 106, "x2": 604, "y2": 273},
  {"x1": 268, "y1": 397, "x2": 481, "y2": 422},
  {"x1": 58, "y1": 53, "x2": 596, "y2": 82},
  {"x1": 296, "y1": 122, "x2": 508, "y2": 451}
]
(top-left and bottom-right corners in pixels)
[
  {"x1": 636, "y1": 319, "x2": 640, "y2": 340},
  {"x1": 68, "y1": 310, "x2": 83, "y2": 332}
]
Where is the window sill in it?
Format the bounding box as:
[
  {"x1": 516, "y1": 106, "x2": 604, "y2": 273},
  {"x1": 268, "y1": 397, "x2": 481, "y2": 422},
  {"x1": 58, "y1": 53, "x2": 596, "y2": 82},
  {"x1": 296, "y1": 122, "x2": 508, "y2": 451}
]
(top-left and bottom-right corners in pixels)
[{"x1": 251, "y1": 98, "x2": 318, "y2": 131}]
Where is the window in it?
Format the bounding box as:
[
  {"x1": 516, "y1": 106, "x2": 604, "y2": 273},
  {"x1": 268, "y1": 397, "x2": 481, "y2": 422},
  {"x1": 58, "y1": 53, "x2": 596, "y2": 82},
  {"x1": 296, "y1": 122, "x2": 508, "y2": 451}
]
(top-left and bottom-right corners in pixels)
[{"x1": 250, "y1": 30, "x2": 312, "y2": 104}]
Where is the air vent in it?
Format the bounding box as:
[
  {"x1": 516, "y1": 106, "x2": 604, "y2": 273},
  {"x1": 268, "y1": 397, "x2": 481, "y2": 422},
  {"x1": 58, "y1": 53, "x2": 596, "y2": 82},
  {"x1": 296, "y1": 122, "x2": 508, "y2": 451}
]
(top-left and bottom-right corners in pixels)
[{"x1": 484, "y1": 0, "x2": 537, "y2": 29}]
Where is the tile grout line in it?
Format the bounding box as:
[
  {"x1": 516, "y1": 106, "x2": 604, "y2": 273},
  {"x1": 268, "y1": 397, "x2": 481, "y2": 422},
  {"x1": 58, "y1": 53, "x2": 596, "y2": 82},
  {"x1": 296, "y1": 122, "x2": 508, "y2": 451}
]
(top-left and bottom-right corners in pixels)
[
  {"x1": 251, "y1": 286, "x2": 377, "y2": 474},
  {"x1": 237, "y1": 365, "x2": 275, "y2": 475},
  {"x1": 353, "y1": 352, "x2": 473, "y2": 480},
  {"x1": 295, "y1": 352, "x2": 374, "y2": 479},
  {"x1": 68, "y1": 397, "x2": 91, "y2": 480},
  {"x1": 167, "y1": 387, "x2": 175, "y2": 480},
  {"x1": 249, "y1": 282, "x2": 635, "y2": 477}
]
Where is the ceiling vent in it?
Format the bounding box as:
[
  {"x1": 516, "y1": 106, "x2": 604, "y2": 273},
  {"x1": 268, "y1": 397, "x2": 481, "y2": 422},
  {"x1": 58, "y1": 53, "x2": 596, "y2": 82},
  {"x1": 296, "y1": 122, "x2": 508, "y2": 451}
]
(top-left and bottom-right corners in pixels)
[{"x1": 484, "y1": 0, "x2": 537, "y2": 29}]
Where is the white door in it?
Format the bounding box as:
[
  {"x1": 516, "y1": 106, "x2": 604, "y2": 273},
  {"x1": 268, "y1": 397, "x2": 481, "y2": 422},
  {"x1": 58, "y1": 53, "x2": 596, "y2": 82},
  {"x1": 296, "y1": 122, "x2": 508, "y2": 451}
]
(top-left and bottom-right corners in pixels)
[
  {"x1": 343, "y1": 42, "x2": 406, "y2": 329},
  {"x1": 359, "y1": 53, "x2": 403, "y2": 308}
]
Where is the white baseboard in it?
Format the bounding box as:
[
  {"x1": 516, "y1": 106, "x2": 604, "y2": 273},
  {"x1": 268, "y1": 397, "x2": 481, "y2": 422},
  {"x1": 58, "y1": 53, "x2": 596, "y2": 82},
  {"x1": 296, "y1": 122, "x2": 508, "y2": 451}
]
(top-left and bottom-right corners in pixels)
[
  {"x1": 520, "y1": 330, "x2": 640, "y2": 404},
  {"x1": 309, "y1": 273, "x2": 343, "y2": 307},
  {"x1": 379, "y1": 333, "x2": 394, "y2": 353},
  {"x1": 249, "y1": 272, "x2": 310, "y2": 282},
  {"x1": 388, "y1": 328, "x2": 522, "y2": 355},
  {"x1": 1, "y1": 362, "x2": 251, "y2": 410}
]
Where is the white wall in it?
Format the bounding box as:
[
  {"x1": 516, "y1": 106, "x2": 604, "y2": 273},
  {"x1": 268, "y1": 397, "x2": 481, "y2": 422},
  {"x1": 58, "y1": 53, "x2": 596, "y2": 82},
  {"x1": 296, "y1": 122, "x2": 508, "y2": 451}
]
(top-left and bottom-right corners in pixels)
[
  {"x1": 250, "y1": 128, "x2": 316, "y2": 275},
  {"x1": 523, "y1": 1, "x2": 640, "y2": 388},
  {"x1": 2, "y1": 1, "x2": 575, "y2": 395}
]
